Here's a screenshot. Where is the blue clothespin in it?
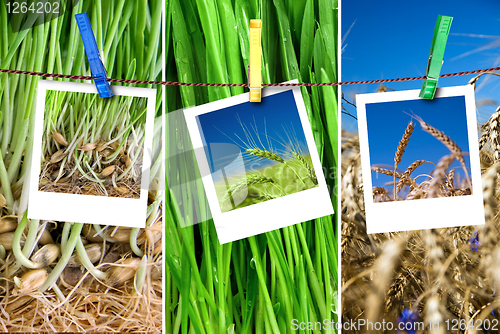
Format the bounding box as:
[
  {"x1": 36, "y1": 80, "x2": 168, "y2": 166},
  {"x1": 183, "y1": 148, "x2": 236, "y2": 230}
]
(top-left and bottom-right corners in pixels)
[
  {"x1": 419, "y1": 15, "x2": 453, "y2": 99},
  {"x1": 75, "y1": 13, "x2": 113, "y2": 98}
]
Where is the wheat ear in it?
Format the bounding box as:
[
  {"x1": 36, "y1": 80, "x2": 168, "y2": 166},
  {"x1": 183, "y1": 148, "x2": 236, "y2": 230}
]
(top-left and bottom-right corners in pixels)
[
  {"x1": 428, "y1": 154, "x2": 455, "y2": 198},
  {"x1": 478, "y1": 130, "x2": 489, "y2": 152},
  {"x1": 486, "y1": 107, "x2": 500, "y2": 161},
  {"x1": 394, "y1": 121, "x2": 414, "y2": 167},
  {"x1": 415, "y1": 116, "x2": 472, "y2": 189},
  {"x1": 395, "y1": 160, "x2": 429, "y2": 193},
  {"x1": 247, "y1": 148, "x2": 285, "y2": 163},
  {"x1": 446, "y1": 169, "x2": 455, "y2": 189},
  {"x1": 416, "y1": 117, "x2": 464, "y2": 164},
  {"x1": 372, "y1": 187, "x2": 391, "y2": 202},
  {"x1": 229, "y1": 174, "x2": 275, "y2": 195},
  {"x1": 372, "y1": 167, "x2": 402, "y2": 179},
  {"x1": 224, "y1": 174, "x2": 276, "y2": 205},
  {"x1": 394, "y1": 121, "x2": 414, "y2": 199},
  {"x1": 292, "y1": 152, "x2": 318, "y2": 185}
]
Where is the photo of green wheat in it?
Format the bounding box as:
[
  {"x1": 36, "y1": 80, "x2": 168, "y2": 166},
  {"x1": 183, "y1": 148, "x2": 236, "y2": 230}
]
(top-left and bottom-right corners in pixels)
[
  {"x1": 38, "y1": 90, "x2": 147, "y2": 199},
  {"x1": 0, "y1": 0, "x2": 163, "y2": 332},
  {"x1": 166, "y1": 0, "x2": 339, "y2": 332},
  {"x1": 196, "y1": 90, "x2": 318, "y2": 213},
  {"x1": 342, "y1": 85, "x2": 500, "y2": 334}
]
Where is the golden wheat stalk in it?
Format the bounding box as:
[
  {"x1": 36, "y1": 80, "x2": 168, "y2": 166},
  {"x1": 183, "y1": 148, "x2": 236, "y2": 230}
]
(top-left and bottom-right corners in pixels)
[
  {"x1": 427, "y1": 154, "x2": 455, "y2": 198},
  {"x1": 372, "y1": 187, "x2": 391, "y2": 202},
  {"x1": 414, "y1": 116, "x2": 472, "y2": 190},
  {"x1": 393, "y1": 121, "x2": 414, "y2": 199},
  {"x1": 486, "y1": 107, "x2": 500, "y2": 161},
  {"x1": 395, "y1": 160, "x2": 429, "y2": 194},
  {"x1": 372, "y1": 166, "x2": 402, "y2": 179},
  {"x1": 394, "y1": 121, "x2": 414, "y2": 167}
]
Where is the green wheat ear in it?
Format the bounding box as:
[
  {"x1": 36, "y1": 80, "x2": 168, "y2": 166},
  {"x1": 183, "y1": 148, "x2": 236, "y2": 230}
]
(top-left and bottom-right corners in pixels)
[
  {"x1": 292, "y1": 152, "x2": 318, "y2": 185},
  {"x1": 225, "y1": 174, "x2": 276, "y2": 202},
  {"x1": 247, "y1": 148, "x2": 285, "y2": 163}
]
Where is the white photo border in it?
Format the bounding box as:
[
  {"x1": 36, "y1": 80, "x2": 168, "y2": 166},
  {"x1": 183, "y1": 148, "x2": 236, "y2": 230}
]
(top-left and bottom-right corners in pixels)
[
  {"x1": 356, "y1": 85, "x2": 484, "y2": 234},
  {"x1": 184, "y1": 81, "x2": 334, "y2": 244},
  {"x1": 28, "y1": 80, "x2": 157, "y2": 228}
]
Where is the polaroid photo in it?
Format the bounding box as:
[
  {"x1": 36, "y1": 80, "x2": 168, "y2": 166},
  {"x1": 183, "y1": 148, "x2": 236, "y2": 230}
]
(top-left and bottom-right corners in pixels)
[
  {"x1": 184, "y1": 83, "x2": 334, "y2": 244},
  {"x1": 28, "y1": 80, "x2": 156, "y2": 228},
  {"x1": 356, "y1": 85, "x2": 484, "y2": 234}
]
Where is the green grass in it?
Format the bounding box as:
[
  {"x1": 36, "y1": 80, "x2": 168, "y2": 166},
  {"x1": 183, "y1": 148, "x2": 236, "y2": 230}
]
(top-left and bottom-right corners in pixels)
[
  {"x1": 165, "y1": 0, "x2": 339, "y2": 333},
  {"x1": 0, "y1": 1, "x2": 163, "y2": 331}
]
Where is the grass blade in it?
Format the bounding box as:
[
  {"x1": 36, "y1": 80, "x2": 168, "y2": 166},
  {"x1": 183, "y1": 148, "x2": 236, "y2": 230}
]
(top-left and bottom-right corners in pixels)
[
  {"x1": 216, "y1": 0, "x2": 244, "y2": 96},
  {"x1": 299, "y1": 0, "x2": 314, "y2": 83},
  {"x1": 194, "y1": 0, "x2": 231, "y2": 100},
  {"x1": 170, "y1": 0, "x2": 197, "y2": 107}
]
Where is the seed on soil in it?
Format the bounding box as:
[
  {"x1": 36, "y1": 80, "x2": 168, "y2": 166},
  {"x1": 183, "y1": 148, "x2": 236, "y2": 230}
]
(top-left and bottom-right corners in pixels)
[
  {"x1": 106, "y1": 227, "x2": 134, "y2": 242},
  {"x1": 39, "y1": 229, "x2": 54, "y2": 245},
  {"x1": 51, "y1": 171, "x2": 61, "y2": 181},
  {"x1": 50, "y1": 149, "x2": 68, "y2": 163},
  {"x1": 51, "y1": 131, "x2": 68, "y2": 146},
  {"x1": 115, "y1": 187, "x2": 129, "y2": 195},
  {"x1": 58, "y1": 176, "x2": 71, "y2": 184},
  {"x1": 78, "y1": 143, "x2": 97, "y2": 151},
  {"x1": 16, "y1": 269, "x2": 48, "y2": 293},
  {"x1": 68, "y1": 242, "x2": 103, "y2": 267},
  {"x1": 122, "y1": 154, "x2": 131, "y2": 168},
  {"x1": 0, "y1": 232, "x2": 25, "y2": 250},
  {"x1": 61, "y1": 266, "x2": 86, "y2": 286},
  {"x1": 82, "y1": 225, "x2": 104, "y2": 243},
  {"x1": 110, "y1": 141, "x2": 120, "y2": 151},
  {"x1": 0, "y1": 193, "x2": 6, "y2": 207},
  {"x1": 100, "y1": 165, "x2": 116, "y2": 178},
  {"x1": 31, "y1": 244, "x2": 60, "y2": 267},
  {"x1": 138, "y1": 229, "x2": 159, "y2": 246},
  {"x1": 5, "y1": 296, "x2": 33, "y2": 313},
  {"x1": 100, "y1": 148, "x2": 114, "y2": 158},
  {"x1": 0, "y1": 217, "x2": 17, "y2": 234},
  {"x1": 96, "y1": 140, "x2": 107, "y2": 152},
  {"x1": 106, "y1": 257, "x2": 141, "y2": 287}
]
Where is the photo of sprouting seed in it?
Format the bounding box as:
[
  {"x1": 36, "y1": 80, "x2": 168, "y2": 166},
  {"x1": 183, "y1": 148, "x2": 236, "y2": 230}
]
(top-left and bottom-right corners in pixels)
[
  {"x1": 366, "y1": 96, "x2": 472, "y2": 202},
  {"x1": 196, "y1": 90, "x2": 318, "y2": 213},
  {"x1": 38, "y1": 90, "x2": 147, "y2": 198}
]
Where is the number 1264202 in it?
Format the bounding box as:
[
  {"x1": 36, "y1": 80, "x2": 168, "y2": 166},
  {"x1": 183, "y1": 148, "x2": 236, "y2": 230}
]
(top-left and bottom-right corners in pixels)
[{"x1": 5, "y1": 1, "x2": 60, "y2": 14}]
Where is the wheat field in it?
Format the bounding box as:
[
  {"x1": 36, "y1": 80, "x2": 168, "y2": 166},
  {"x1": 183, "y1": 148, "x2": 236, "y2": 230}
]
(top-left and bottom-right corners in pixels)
[
  {"x1": 341, "y1": 106, "x2": 500, "y2": 333},
  {"x1": 370, "y1": 116, "x2": 472, "y2": 202}
]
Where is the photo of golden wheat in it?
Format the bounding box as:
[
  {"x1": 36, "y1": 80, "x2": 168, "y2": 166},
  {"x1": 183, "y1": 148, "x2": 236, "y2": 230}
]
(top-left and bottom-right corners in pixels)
[
  {"x1": 370, "y1": 115, "x2": 472, "y2": 202},
  {"x1": 341, "y1": 105, "x2": 500, "y2": 333}
]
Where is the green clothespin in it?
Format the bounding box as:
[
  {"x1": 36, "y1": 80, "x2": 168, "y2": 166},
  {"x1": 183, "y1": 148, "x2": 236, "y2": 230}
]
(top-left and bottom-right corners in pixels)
[{"x1": 419, "y1": 15, "x2": 453, "y2": 99}]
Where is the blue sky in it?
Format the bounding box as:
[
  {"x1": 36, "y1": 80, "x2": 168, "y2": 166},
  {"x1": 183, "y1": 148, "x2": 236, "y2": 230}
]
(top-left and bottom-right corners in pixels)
[
  {"x1": 196, "y1": 90, "x2": 310, "y2": 182},
  {"x1": 365, "y1": 96, "x2": 471, "y2": 189},
  {"x1": 342, "y1": 0, "x2": 500, "y2": 132}
]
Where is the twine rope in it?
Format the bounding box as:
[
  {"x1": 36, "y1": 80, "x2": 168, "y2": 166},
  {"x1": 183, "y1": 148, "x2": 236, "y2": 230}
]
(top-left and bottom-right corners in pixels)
[{"x1": 1, "y1": 66, "x2": 500, "y2": 86}]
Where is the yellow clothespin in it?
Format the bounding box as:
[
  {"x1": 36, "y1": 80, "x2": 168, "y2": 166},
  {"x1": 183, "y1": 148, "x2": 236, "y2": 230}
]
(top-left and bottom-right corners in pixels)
[{"x1": 249, "y1": 19, "x2": 262, "y2": 102}]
